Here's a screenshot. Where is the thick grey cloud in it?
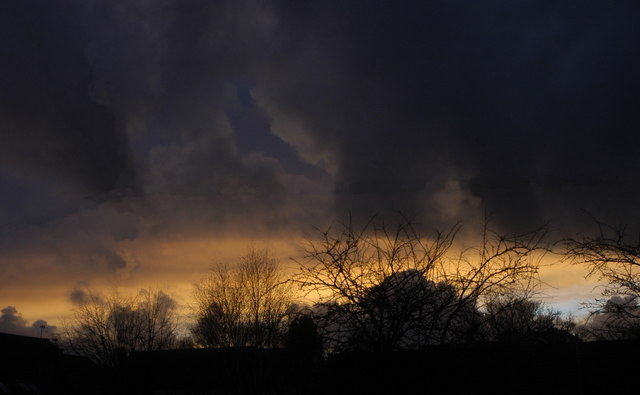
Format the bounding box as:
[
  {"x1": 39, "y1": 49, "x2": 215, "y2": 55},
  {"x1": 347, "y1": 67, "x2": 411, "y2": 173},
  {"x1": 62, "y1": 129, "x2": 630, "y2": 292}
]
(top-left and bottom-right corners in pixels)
[
  {"x1": 0, "y1": 0, "x2": 329, "y2": 255},
  {"x1": 255, "y1": 0, "x2": 640, "y2": 232},
  {"x1": 0, "y1": 2, "x2": 138, "y2": 198}
]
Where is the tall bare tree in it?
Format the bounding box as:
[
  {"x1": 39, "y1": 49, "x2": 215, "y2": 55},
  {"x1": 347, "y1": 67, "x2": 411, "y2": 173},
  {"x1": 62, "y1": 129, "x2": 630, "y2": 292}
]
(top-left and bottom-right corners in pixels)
[
  {"x1": 294, "y1": 215, "x2": 457, "y2": 351},
  {"x1": 295, "y1": 215, "x2": 547, "y2": 351},
  {"x1": 192, "y1": 248, "x2": 293, "y2": 348},
  {"x1": 63, "y1": 287, "x2": 179, "y2": 366}
]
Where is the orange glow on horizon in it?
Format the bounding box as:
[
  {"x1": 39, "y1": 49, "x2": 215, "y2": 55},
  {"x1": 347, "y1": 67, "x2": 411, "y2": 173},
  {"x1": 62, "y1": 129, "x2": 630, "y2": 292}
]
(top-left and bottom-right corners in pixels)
[{"x1": 1, "y1": 234, "x2": 604, "y2": 332}]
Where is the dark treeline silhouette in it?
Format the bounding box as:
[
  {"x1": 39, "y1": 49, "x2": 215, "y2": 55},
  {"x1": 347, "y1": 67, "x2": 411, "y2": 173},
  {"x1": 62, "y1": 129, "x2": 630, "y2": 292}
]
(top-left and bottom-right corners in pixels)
[
  {"x1": 123, "y1": 342, "x2": 603, "y2": 394},
  {"x1": 20, "y1": 213, "x2": 640, "y2": 393},
  {"x1": 59, "y1": 214, "x2": 640, "y2": 361},
  {"x1": 5, "y1": 331, "x2": 640, "y2": 394}
]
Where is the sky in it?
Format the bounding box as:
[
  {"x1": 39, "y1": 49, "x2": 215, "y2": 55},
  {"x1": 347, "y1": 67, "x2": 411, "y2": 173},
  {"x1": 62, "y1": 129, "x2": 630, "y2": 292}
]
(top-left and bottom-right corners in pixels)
[{"x1": 1, "y1": 0, "x2": 640, "y2": 335}]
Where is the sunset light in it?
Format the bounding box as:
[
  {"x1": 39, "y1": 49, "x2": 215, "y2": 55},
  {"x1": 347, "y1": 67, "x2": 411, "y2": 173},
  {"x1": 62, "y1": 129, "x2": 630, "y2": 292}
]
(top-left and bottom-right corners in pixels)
[{"x1": 1, "y1": 1, "x2": 640, "y2": 393}]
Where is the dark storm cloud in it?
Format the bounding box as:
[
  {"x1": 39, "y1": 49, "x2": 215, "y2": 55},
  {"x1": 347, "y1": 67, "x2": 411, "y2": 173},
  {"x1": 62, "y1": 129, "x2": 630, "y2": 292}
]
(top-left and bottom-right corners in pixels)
[
  {"x1": 255, "y1": 0, "x2": 640, "y2": 232},
  {"x1": 1, "y1": 0, "x2": 640, "y2": 275},
  {"x1": 0, "y1": 2, "x2": 138, "y2": 198},
  {"x1": 0, "y1": 0, "x2": 328, "y2": 251}
]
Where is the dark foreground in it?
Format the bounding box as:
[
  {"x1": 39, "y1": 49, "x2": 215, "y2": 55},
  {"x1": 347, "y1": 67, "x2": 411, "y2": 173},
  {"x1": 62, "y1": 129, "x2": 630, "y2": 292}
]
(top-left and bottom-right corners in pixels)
[{"x1": 2, "y1": 333, "x2": 638, "y2": 394}]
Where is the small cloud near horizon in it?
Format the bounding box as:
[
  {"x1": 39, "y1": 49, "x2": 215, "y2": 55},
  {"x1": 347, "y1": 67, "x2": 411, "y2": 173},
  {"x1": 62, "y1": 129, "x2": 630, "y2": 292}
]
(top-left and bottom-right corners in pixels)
[{"x1": 0, "y1": 306, "x2": 58, "y2": 338}]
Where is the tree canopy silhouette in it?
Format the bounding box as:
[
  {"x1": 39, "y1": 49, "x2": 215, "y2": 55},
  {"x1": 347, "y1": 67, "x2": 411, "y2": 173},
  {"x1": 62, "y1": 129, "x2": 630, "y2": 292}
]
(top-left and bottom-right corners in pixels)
[
  {"x1": 192, "y1": 248, "x2": 294, "y2": 348},
  {"x1": 295, "y1": 215, "x2": 548, "y2": 351},
  {"x1": 483, "y1": 292, "x2": 567, "y2": 343},
  {"x1": 63, "y1": 287, "x2": 179, "y2": 366}
]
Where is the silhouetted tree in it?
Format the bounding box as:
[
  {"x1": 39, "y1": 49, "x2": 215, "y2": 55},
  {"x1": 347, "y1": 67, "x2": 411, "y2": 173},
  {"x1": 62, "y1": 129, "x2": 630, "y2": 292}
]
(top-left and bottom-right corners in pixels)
[
  {"x1": 483, "y1": 293, "x2": 560, "y2": 343},
  {"x1": 295, "y1": 215, "x2": 547, "y2": 351},
  {"x1": 437, "y1": 220, "x2": 549, "y2": 344},
  {"x1": 574, "y1": 295, "x2": 640, "y2": 341},
  {"x1": 192, "y1": 248, "x2": 294, "y2": 348},
  {"x1": 285, "y1": 312, "x2": 324, "y2": 360},
  {"x1": 63, "y1": 288, "x2": 179, "y2": 366},
  {"x1": 295, "y1": 216, "x2": 456, "y2": 351},
  {"x1": 564, "y1": 219, "x2": 640, "y2": 339},
  {"x1": 351, "y1": 270, "x2": 459, "y2": 350}
]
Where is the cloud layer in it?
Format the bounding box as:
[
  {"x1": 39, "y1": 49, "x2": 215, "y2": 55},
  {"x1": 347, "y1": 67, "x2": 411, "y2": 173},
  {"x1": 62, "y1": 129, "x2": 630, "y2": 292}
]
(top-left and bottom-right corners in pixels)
[{"x1": 1, "y1": 1, "x2": 640, "y2": 316}]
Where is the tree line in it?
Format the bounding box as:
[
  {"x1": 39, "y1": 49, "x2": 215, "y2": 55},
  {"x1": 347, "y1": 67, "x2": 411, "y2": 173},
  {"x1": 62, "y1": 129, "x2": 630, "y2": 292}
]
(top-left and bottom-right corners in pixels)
[{"x1": 60, "y1": 214, "x2": 640, "y2": 365}]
